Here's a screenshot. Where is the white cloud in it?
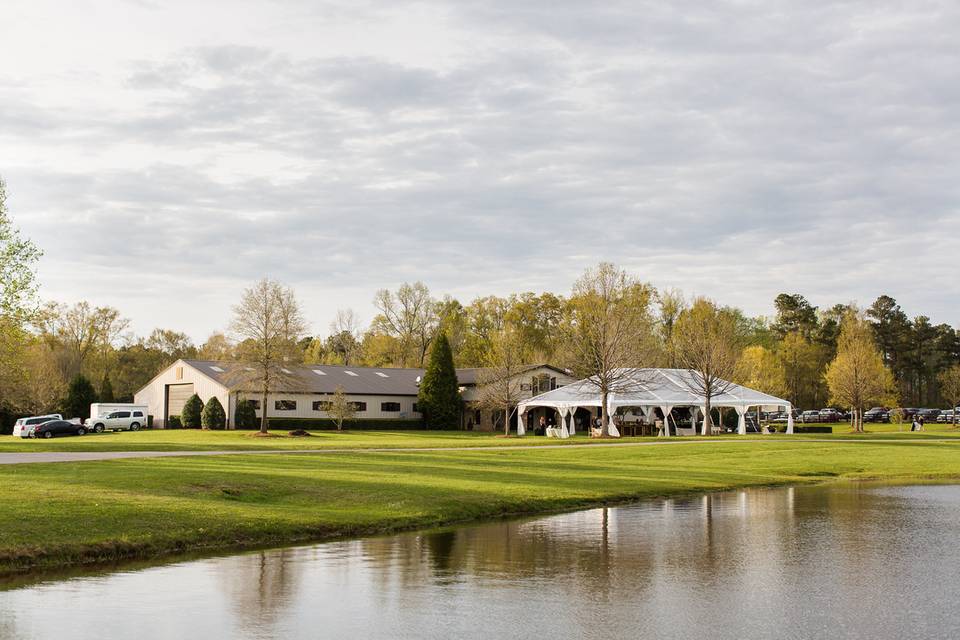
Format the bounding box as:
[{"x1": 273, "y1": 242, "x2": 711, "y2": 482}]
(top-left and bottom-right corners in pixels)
[{"x1": 1, "y1": 0, "x2": 958, "y2": 340}]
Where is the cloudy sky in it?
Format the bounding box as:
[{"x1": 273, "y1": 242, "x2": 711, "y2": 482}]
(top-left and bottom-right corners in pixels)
[{"x1": 2, "y1": 0, "x2": 958, "y2": 341}]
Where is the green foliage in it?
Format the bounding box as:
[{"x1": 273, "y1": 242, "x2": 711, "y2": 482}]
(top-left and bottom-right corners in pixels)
[
  {"x1": 99, "y1": 373, "x2": 115, "y2": 403},
  {"x1": 201, "y1": 396, "x2": 226, "y2": 430},
  {"x1": 167, "y1": 415, "x2": 182, "y2": 429},
  {"x1": 63, "y1": 374, "x2": 97, "y2": 420},
  {"x1": 0, "y1": 177, "x2": 42, "y2": 326},
  {"x1": 234, "y1": 399, "x2": 258, "y2": 430},
  {"x1": 417, "y1": 332, "x2": 461, "y2": 429},
  {"x1": 180, "y1": 394, "x2": 204, "y2": 429}
]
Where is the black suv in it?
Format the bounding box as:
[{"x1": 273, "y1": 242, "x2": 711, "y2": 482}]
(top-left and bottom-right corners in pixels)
[{"x1": 863, "y1": 407, "x2": 890, "y2": 423}]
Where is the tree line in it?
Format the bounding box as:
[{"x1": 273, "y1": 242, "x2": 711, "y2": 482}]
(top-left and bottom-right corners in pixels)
[{"x1": 2, "y1": 176, "x2": 959, "y2": 431}]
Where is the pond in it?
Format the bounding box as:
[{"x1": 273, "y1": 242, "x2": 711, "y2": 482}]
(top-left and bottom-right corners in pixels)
[{"x1": 2, "y1": 483, "x2": 959, "y2": 639}]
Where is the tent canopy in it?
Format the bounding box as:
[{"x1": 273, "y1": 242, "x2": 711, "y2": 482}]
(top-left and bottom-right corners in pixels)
[{"x1": 517, "y1": 368, "x2": 791, "y2": 412}]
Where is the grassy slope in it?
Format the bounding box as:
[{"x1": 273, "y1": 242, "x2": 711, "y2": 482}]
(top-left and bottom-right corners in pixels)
[
  {"x1": 1, "y1": 438, "x2": 960, "y2": 575},
  {"x1": 1, "y1": 424, "x2": 958, "y2": 452}
]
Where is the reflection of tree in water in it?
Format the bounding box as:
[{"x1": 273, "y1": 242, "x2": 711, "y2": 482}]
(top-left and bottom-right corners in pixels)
[{"x1": 220, "y1": 547, "x2": 304, "y2": 630}]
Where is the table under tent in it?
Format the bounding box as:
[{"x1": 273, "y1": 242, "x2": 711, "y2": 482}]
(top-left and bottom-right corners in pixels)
[{"x1": 515, "y1": 368, "x2": 795, "y2": 437}]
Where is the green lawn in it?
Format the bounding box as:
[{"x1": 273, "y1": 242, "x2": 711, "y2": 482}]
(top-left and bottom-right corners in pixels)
[
  {"x1": 1, "y1": 423, "x2": 958, "y2": 453},
  {"x1": 2, "y1": 437, "x2": 960, "y2": 576}
]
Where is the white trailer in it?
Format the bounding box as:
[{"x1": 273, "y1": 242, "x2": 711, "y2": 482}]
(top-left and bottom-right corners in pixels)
[{"x1": 87, "y1": 404, "x2": 150, "y2": 432}]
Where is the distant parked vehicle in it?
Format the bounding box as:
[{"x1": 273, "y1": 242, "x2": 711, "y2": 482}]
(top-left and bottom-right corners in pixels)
[
  {"x1": 900, "y1": 408, "x2": 919, "y2": 420},
  {"x1": 32, "y1": 420, "x2": 86, "y2": 439},
  {"x1": 819, "y1": 408, "x2": 843, "y2": 423},
  {"x1": 86, "y1": 404, "x2": 149, "y2": 433},
  {"x1": 937, "y1": 410, "x2": 956, "y2": 424},
  {"x1": 13, "y1": 414, "x2": 63, "y2": 438},
  {"x1": 801, "y1": 411, "x2": 821, "y2": 423},
  {"x1": 864, "y1": 407, "x2": 891, "y2": 423},
  {"x1": 917, "y1": 408, "x2": 941, "y2": 422}
]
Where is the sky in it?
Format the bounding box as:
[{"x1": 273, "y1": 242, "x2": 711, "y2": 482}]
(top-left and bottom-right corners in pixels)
[{"x1": 2, "y1": 0, "x2": 958, "y2": 342}]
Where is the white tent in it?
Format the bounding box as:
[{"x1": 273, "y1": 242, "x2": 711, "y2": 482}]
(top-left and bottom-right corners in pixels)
[{"x1": 515, "y1": 368, "x2": 794, "y2": 437}]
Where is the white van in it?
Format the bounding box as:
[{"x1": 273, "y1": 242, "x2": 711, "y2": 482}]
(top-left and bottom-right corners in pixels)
[
  {"x1": 87, "y1": 404, "x2": 149, "y2": 433},
  {"x1": 13, "y1": 414, "x2": 63, "y2": 438}
]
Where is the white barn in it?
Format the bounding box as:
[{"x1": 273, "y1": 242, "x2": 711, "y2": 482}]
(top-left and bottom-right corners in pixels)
[{"x1": 134, "y1": 359, "x2": 574, "y2": 430}]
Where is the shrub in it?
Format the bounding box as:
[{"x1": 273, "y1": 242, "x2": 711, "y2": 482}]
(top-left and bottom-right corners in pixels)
[
  {"x1": 265, "y1": 418, "x2": 431, "y2": 431},
  {"x1": 167, "y1": 415, "x2": 182, "y2": 429},
  {"x1": 417, "y1": 332, "x2": 461, "y2": 429},
  {"x1": 181, "y1": 394, "x2": 204, "y2": 429},
  {"x1": 64, "y1": 374, "x2": 97, "y2": 421},
  {"x1": 201, "y1": 397, "x2": 226, "y2": 430},
  {"x1": 234, "y1": 399, "x2": 258, "y2": 429}
]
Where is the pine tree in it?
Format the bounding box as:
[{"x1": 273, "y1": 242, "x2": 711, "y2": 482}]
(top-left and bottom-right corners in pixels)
[
  {"x1": 234, "y1": 398, "x2": 258, "y2": 429},
  {"x1": 417, "y1": 332, "x2": 461, "y2": 429},
  {"x1": 201, "y1": 396, "x2": 226, "y2": 430},
  {"x1": 181, "y1": 394, "x2": 204, "y2": 429},
  {"x1": 64, "y1": 374, "x2": 97, "y2": 420},
  {"x1": 99, "y1": 373, "x2": 115, "y2": 403}
]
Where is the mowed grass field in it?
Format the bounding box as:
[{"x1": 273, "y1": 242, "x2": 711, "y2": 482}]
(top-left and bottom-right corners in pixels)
[
  {"x1": 1, "y1": 434, "x2": 960, "y2": 576},
  {"x1": 1, "y1": 422, "x2": 958, "y2": 452}
]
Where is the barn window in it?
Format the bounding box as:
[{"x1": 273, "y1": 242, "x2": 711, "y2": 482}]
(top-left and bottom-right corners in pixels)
[
  {"x1": 275, "y1": 400, "x2": 297, "y2": 411},
  {"x1": 381, "y1": 402, "x2": 401, "y2": 412}
]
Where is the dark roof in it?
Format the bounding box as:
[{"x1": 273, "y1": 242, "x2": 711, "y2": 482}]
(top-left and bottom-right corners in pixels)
[
  {"x1": 183, "y1": 360, "x2": 425, "y2": 396},
  {"x1": 180, "y1": 360, "x2": 571, "y2": 396},
  {"x1": 455, "y1": 364, "x2": 571, "y2": 385}
]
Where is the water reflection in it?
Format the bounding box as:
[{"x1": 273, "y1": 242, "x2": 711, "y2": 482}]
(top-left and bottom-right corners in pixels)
[{"x1": 2, "y1": 483, "x2": 960, "y2": 639}]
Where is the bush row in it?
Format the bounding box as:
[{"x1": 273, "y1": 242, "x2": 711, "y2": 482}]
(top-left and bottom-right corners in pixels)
[{"x1": 260, "y1": 418, "x2": 439, "y2": 431}]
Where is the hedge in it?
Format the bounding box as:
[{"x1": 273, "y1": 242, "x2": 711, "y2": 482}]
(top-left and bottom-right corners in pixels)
[
  {"x1": 793, "y1": 425, "x2": 833, "y2": 434},
  {"x1": 258, "y1": 418, "x2": 442, "y2": 431}
]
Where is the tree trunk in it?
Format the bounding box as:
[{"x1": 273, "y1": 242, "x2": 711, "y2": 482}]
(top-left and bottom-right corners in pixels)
[
  {"x1": 505, "y1": 404, "x2": 510, "y2": 436},
  {"x1": 260, "y1": 384, "x2": 268, "y2": 434},
  {"x1": 703, "y1": 397, "x2": 712, "y2": 436},
  {"x1": 600, "y1": 390, "x2": 609, "y2": 437}
]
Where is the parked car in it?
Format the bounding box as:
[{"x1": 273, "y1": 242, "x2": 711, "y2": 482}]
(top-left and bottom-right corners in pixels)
[
  {"x1": 864, "y1": 407, "x2": 891, "y2": 423},
  {"x1": 937, "y1": 410, "x2": 956, "y2": 424},
  {"x1": 800, "y1": 410, "x2": 821, "y2": 423},
  {"x1": 819, "y1": 408, "x2": 843, "y2": 423},
  {"x1": 32, "y1": 420, "x2": 87, "y2": 439},
  {"x1": 13, "y1": 414, "x2": 63, "y2": 438},
  {"x1": 86, "y1": 408, "x2": 148, "y2": 433},
  {"x1": 917, "y1": 408, "x2": 941, "y2": 423}
]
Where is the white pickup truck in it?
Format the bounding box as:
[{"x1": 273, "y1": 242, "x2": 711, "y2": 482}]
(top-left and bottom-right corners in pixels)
[{"x1": 86, "y1": 405, "x2": 149, "y2": 433}]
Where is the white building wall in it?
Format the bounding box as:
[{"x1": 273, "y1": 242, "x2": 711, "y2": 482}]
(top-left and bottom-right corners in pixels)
[
  {"x1": 243, "y1": 392, "x2": 422, "y2": 422},
  {"x1": 133, "y1": 360, "x2": 231, "y2": 428}
]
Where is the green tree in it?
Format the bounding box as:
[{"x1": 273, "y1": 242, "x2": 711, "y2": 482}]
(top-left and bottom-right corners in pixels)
[
  {"x1": 63, "y1": 374, "x2": 97, "y2": 421},
  {"x1": 0, "y1": 177, "x2": 42, "y2": 412},
  {"x1": 181, "y1": 394, "x2": 204, "y2": 429},
  {"x1": 201, "y1": 396, "x2": 226, "y2": 430},
  {"x1": 99, "y1": 373, "x2": 115, "y2": 403},
  {"x1": 417, "y1": 332, "x2": 460, "y2": 429},
  {"x1": 825, "y1": 311, "x2": 896, "y2": 432},
  {"x1": 561, "y1": 263, "x2": 657, "y2": 436},
  {"x1": 234, "y1": 398, "x2": 258, "y2": 429}
]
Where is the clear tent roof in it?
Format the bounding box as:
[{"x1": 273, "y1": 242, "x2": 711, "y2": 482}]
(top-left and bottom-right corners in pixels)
[{"x1": 517, "y1": 368, "x2": 791, "y2": 411}]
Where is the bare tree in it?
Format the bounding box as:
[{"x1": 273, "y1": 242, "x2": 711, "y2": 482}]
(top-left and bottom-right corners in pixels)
[
  {"x1": 372, "y1": 282, "x2": 437, "y2": 367},
  {"x1": 199, "y1": 332, "x2": 235, "y2": 361},
  {"x1": 561, "y1": 263, "x2": 657, "y2": 437},
  {"x1": 326, "y1": 308, "x2": 363, "y2": 365},
  {"x1": 228, "y1": 279, "x2": 308, "y2": 434},
  {"x1": 37, "y1": 301, "x2": 130, "y2": 377},
  {"x1": 939, "y1": 365, "x2": 960, "y2": 427},
  {"x1": 673, "y1": 298, "x2": 742, "y2": 436},
  {"x1": 475, "y1": 327, "x2": 528, "y2": 436},
  {"x1": 326, "y1": 385, "x2": 356, "y2": 431},
  {"x1": 656, "y1": 288, "x2": 687, "y2": 367}
]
